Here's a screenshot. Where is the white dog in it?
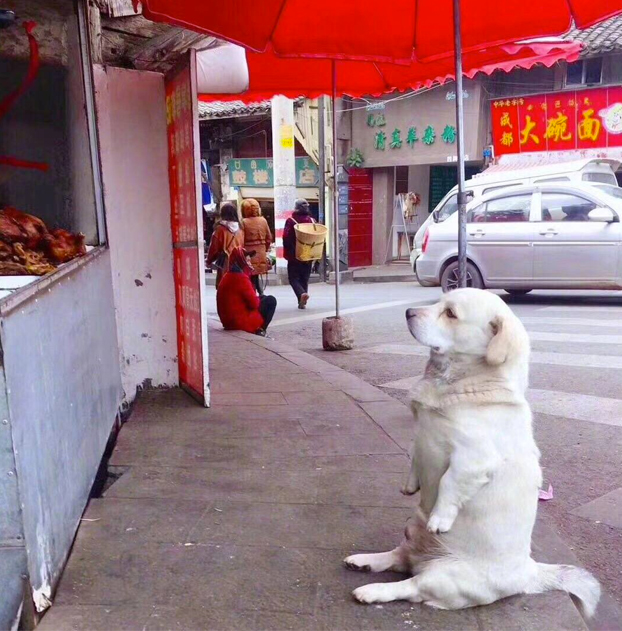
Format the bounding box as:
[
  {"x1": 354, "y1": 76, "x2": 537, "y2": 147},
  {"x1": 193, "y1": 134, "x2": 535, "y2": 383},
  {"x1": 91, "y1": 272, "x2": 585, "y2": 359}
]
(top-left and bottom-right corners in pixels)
[{"x1": 344, "y1": 288, "x2": 600, "y2": 617}]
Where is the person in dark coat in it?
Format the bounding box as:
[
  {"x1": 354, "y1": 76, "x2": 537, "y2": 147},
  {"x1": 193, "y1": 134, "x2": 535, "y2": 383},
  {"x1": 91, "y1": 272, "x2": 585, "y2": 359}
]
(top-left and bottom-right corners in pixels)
[
  {"x1": 282, "y1": 198, "x2": 314, "y2": 309},
  {"x1": 216, "y1": 247, "x2": 277, "y2": 336}
]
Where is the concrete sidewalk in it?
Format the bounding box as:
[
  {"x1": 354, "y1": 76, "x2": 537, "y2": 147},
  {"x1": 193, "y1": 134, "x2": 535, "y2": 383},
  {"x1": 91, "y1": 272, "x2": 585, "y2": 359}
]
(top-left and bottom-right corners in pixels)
[
  {"x1": 352, "y1": 263, "x2": 417, "y2": 284},
  {"x1": 39, "y1": 328, "x2": 591, "y2": 631}
]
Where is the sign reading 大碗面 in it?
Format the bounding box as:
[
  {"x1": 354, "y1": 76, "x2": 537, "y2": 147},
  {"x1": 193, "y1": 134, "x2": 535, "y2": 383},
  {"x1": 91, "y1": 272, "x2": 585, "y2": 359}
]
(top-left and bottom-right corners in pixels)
[
  {"x1": 228, "y1": 157, "x2": 319, "y2": 188},
  {"x1": 491, "y1": 86, "x2": 622, "y2": 156}
]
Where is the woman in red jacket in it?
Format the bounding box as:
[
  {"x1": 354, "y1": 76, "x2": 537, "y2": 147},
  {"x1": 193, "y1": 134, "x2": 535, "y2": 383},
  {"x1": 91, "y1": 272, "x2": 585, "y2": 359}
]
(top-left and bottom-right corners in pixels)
[{"x1": 217, "y1": 247, "x2": 277, "y2": 336}]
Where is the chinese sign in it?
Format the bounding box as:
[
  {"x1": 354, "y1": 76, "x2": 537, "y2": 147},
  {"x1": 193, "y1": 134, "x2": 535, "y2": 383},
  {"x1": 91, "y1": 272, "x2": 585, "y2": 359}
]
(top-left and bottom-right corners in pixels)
[
  {"x1": 367, "y1": 113, "x2": 387, "y2": 127},
  {"x1": 228, "y1": 157, "x2": 320, "y2": 188},
  {"x1": 372, "y1": 123, "x2": 455, "y2": 150},
  {"x1": 165, "y1": 51, "x2": 209, "y2": 405},
  {"x1": 491, "y1": 87, "x2": 622, "y2": 156}
]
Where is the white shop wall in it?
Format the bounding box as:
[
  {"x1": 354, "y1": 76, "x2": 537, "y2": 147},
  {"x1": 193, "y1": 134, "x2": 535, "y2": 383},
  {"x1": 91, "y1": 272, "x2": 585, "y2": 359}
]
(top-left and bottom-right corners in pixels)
[{"x1": 94, "y1": 66, "x2": 178, "y2": 402}]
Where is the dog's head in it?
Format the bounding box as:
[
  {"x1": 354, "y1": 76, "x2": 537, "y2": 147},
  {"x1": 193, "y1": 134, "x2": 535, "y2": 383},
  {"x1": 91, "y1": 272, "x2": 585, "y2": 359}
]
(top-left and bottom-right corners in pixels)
[{"x1": 405, "y1": 289, "x2": 529, "y2": 366}]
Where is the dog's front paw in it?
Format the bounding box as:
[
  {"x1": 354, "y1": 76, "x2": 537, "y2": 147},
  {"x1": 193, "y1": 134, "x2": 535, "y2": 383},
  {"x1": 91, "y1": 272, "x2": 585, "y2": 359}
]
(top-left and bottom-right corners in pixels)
[
  {"x1": 426, "y1": 508, "x2": 457, "y2": 534},
  {"x1": 343, "y1": 554, "x2": 371, "y2": 572},
  {"x1": 352, "y1": 583, "x2": 386, "y2": 604}
]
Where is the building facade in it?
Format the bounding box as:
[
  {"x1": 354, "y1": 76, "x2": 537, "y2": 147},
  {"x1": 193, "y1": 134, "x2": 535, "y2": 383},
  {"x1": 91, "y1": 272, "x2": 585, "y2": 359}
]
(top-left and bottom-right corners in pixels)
[{"x1": 339, "y1": 15, "x2": 622, "y2": 267}]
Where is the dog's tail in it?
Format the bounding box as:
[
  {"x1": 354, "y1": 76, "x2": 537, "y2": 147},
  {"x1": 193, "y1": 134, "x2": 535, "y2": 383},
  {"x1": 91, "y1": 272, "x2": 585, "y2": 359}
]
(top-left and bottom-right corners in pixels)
[{"x1": 525, "y1": 563, "x2": 601, "y2": 618}]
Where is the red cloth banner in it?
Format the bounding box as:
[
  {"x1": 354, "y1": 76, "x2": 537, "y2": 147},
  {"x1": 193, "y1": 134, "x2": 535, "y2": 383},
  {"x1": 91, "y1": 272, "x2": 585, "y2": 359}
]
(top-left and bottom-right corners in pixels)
[
  {"x1": 492, "y1": 86, "x2": 622, "y2": 156},
  {"x1": 165, "y1": 56, "x2": 208, "y2": 403}
]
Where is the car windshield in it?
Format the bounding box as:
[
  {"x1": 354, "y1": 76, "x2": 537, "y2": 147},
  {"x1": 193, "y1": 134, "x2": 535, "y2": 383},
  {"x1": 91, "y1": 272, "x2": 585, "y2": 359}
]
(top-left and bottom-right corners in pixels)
[
  {"x1": 435, "y1": 191, "x2": 474, "y2": 222},
  {"x1": 595, "y1": 184, "x2": 622, "y2": 200}
]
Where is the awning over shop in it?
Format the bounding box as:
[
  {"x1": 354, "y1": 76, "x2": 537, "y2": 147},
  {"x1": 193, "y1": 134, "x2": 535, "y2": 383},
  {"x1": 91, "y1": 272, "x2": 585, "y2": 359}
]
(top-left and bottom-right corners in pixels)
[
  {"x1": 196, "y1": 40, "x2": 582, "y2": 101},
  {"x1": 138, "y1": 0, "x2": 622, "y2": 63}
]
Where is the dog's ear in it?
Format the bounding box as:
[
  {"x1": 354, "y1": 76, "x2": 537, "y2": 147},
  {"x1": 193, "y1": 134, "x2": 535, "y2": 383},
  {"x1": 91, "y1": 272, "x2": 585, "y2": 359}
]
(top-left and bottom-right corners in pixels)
[{"x1": 486, "y1": 313, "x2": 529, "y2": 365}]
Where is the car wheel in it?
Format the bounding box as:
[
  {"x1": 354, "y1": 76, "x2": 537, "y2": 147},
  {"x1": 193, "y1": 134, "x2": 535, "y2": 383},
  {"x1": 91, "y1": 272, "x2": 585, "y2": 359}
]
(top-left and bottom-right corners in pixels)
[
  {"x1": 441, "y1": 261, "x2": 483, "y2": 293},
  {"x1": 504, "y1": 289, "x2": 532, "y2": 296}
]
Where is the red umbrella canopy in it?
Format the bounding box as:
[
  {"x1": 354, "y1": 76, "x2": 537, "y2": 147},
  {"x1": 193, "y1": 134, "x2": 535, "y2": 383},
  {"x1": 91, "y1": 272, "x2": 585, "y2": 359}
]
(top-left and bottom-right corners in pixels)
[
  {"x1": 197, "y1": 41, "x2": 582, "y2": 102},
  {"x1": 139, "y1": 0, "x2": 621, "y2": 62}
]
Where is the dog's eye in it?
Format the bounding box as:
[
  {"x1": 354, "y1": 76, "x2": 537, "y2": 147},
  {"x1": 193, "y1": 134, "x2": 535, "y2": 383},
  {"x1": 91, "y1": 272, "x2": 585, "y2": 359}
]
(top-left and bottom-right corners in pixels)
[{"x1": 445, "y1": 308, "x2": 457, "y2": 319}]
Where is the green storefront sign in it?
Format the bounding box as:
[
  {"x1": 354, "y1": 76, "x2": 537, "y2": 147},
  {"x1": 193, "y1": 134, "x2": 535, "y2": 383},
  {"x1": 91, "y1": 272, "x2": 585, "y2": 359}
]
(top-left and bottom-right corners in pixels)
[{"x1": 228, "y1": 157, "x2": 319, "y2": 188}]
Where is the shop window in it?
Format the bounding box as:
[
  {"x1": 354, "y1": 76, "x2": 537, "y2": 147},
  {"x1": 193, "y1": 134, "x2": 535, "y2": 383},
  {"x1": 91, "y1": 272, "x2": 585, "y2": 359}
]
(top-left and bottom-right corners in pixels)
[
  {"x1": 566, "y1": 58, "x2": 603, "y2": 86},
  {"x1": 0, "y1": 3, "x2": 103, "y2": 279}
]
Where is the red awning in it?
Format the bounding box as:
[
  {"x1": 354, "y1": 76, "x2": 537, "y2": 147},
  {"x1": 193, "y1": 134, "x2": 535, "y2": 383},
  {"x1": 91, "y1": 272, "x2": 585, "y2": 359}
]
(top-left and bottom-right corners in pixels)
[
  {"x1": 197, "y1": 41, "x2": 582, "y2": 102},
  {"x1": 138, "y1": 0, "x2": 622, "y2": 62}
]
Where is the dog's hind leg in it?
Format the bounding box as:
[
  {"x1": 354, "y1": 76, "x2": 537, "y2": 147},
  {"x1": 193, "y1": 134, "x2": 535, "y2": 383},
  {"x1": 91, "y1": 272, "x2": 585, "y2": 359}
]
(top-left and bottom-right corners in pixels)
[
  {"x1": 344, "y1": 546, "x2": 409, "y2": 573},
  {"x1": 353, "y1": 561, "x2": 494, "y2": 609}
]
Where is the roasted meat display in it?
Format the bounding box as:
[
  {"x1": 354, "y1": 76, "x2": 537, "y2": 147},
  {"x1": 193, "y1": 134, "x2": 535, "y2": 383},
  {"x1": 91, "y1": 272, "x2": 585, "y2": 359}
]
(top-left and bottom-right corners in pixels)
[{"x1": 0, "y1": 206, "x2": 86, "y2": 275}]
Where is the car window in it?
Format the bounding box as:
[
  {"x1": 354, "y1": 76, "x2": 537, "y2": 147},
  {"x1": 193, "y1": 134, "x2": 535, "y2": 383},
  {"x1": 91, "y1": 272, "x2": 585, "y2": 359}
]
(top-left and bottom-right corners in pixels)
[
  {"x1": 436, "y1": 194, "x2": 458, "y2": 222},
  {"x1": 582, "y1": 172, "x2": 617, "y2": 185},
  {"x1": 468, "y1": 194, "x2": 532, "y2": 223},
  {"x1": 596, "y1": 184, "x2": 622, "y2": 200},
  {"x1": 540, "y1": 193, "x2": 597, "y2": 222}
]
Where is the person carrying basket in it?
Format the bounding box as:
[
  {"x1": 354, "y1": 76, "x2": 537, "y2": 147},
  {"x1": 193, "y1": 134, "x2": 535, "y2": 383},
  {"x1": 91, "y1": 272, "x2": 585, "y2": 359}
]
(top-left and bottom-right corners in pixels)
[{"x1": 282, "y1": 198, "x2": 318, "y2": 309}]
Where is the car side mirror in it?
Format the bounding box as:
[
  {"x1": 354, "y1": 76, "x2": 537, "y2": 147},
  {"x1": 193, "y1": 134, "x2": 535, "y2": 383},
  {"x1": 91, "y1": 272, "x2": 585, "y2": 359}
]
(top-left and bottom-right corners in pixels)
[{"x1": 588, "y1": 207, "x2": 618, "y2": 223}]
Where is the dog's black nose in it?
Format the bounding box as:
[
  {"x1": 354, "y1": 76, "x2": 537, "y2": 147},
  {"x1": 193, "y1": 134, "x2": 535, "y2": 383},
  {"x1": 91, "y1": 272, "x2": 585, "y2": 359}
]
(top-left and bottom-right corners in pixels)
[{"x1": 405, "y1": 308, "x2": 417, "y2": 320}]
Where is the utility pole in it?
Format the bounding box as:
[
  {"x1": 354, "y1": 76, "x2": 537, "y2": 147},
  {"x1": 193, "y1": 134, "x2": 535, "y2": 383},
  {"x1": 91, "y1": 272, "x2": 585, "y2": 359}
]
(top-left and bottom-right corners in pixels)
[
  {"x1": 318, "y1": 96, "x2": 328, "y2": 281},
  {"x1": 271, "y1": 96, "x2": 296, "y2": 273}
]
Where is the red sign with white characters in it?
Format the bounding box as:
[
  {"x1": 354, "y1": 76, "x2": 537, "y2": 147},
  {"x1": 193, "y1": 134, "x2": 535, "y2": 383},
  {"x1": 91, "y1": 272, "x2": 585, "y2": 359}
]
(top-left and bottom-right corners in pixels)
[
  {"x1": 166, "y1": 51, "x2": 209, "y2": 405},
  {"x1": 491, "y1": 87, "x2": 622, "y2": 156}
]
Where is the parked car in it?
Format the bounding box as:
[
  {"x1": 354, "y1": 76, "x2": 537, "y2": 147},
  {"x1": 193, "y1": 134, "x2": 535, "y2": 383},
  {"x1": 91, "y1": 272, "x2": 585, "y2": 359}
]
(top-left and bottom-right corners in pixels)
[
  {"x1": 416, "y1": 182, "x2": 622, "y2": 293},
  {"x1": 410, "y1": 158, "x2": 620, "y2": 271}
]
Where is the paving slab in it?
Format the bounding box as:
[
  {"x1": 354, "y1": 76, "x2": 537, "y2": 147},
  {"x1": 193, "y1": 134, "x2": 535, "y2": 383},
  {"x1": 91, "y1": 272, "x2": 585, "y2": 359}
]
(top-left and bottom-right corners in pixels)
[
  {"x1": 187, "y1": 502, "x2": 412, "y2": 552},
  {"x1": 38, "y1": 606, "x2": 154, "y2": 631},
  {"x1": 571, "y1": 487, "x2": 622, "y2": 530},
  {"x1": 106, "y1": 465, "x2": 321, "y2": 504},
  {"x1": 317, "y1": 469, "x2": 414, "y2": 508},
  {"x1": 55, "y1": 542, "x2": 321, "y2": 614},
  {"x1": 112, "y1": 431, "x2": 401, "y2": 470}
]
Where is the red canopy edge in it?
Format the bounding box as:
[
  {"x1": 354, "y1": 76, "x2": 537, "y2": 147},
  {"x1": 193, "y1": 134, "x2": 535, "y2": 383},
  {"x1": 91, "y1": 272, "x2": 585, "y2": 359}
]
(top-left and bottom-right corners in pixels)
[
  {"x1": 198, "y1": 42, "x2": 581, "y2": 103},
  {"x1": 138, "y1": 0, "x2": 621, "y2": 63}
]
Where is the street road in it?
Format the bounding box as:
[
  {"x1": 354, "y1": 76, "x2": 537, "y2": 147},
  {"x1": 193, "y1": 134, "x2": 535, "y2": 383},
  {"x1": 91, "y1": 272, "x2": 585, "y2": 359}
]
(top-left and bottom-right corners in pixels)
[{"x1": 207, "y1": 281, "x2": 622, "y2": 610}]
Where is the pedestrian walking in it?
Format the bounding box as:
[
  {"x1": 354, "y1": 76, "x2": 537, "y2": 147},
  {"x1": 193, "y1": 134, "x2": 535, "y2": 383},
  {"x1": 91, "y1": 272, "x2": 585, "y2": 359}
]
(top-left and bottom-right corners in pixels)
[
  {"x1": 241, "y1": 198, "x2": 273, "y2": 295},
  {"x1": 216, "y1": 247, "x2": 277, "y2": 336},
  {"x1": 283, "y1": 198, "x2": 314, "y2": 309},
  {"x1": 206, "y1": 202, "x2": 244, "y2": 289}
]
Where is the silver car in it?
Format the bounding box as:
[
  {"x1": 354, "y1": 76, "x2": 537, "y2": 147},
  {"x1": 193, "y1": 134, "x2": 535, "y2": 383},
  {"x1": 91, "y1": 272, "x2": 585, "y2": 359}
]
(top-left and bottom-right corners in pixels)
[{"x1": 416, "y1": 182, "x2": 622, "y2": 293}]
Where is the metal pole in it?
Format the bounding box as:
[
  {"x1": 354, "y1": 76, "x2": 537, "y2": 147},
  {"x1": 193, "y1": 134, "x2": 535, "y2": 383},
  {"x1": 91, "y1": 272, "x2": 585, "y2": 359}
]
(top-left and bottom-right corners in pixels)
[
  {"x1": 452, "y1": 0, "x2": 468, "y2": 288},
  {"x1": 77, "y1": 0, "x2": 107, "y2": 244},
  {"x1": 318, "y1": 96, "x2": 328, "y2": 281},
  {"x1": 332, "y1": 61, "x2": 341, "y2": 317}
]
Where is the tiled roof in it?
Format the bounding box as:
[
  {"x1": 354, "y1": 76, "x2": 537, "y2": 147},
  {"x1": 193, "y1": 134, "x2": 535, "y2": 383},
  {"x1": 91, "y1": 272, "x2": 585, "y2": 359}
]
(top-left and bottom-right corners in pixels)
[
  {"x1": 565, "y1": 16, "x2": 622, "y2": 57},
  {"x1": 198, "y1": 100, "x2": 271, "y2": 119}
]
